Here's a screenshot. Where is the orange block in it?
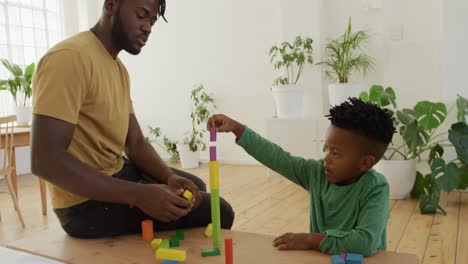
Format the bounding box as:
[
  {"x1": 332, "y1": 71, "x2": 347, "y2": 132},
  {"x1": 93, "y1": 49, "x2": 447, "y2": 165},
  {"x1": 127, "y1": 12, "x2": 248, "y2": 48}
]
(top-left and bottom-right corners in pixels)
[{"x1": 141, "y1": 219, "x2": 154, "y2": 241}]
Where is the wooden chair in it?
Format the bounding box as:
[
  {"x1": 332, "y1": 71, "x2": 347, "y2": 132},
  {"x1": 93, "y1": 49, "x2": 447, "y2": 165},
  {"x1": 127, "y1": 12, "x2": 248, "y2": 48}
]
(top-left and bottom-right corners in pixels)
[{"x1": 0, "y1": 115, "x2": 25, "y2": 228}]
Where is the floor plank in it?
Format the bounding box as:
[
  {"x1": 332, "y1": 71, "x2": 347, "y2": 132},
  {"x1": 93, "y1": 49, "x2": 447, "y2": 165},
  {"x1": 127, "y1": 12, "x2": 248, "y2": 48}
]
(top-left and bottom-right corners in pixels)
[
  {"x1": 396, "y1": 199, "x2": 435, "y2": 263},
  {"x1": 0, "y1": 165, "x2": 466, "y2": 264},
  {"x1": 423, "y1": 192, "x2": 461, "y2": 264},
  {"x1": 387, "y1": 198, "x2": 418, "y2": 251},
  {"x1": 456, "y1": 192, "x2": 468, "y2": 264}
]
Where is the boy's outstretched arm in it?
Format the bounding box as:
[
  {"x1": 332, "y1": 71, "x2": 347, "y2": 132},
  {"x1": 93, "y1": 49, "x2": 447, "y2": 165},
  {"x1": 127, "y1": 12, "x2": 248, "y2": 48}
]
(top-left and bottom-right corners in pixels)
[{"x1": 207, "y1": 114, "x2": 320, "y2": 190}]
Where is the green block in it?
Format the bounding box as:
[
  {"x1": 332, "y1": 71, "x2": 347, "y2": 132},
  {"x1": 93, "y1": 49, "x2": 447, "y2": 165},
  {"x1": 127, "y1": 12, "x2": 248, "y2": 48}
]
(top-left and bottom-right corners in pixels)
[
  {"x1": 210, "y1": 189, "x2": 221, "y2": 247},
  {"x1": 160, "y1": 239, "x2": 170, "y2": 249},
  {"x1": 169, "y1": 236, "x2": 180, "y2": 247},
  {"x1": 201, "y1": 247, "x2": 220, "y2": 257},
  {"x1": 176, "y1": 229, "x2": 184, "y2": 240}
]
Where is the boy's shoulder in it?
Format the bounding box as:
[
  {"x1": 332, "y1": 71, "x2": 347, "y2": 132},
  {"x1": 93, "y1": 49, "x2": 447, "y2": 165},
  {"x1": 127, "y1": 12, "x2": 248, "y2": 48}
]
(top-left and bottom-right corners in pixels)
[{"x1": 360, "y1": 168, "x2": 389, "y2": 189}]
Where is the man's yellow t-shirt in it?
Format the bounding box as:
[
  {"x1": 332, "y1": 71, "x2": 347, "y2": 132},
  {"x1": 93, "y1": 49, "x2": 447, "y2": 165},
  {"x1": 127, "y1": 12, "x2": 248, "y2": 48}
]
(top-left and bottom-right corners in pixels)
[{"x1": 32, "y1": 31, "x2": 133, "y2": 209}]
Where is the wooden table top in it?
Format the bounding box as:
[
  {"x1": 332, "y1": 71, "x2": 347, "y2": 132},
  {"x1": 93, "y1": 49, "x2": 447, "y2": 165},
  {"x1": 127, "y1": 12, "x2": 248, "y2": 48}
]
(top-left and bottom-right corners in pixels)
[{"x1": 7, "y1": 227, "x2": 418, "y2": 264}]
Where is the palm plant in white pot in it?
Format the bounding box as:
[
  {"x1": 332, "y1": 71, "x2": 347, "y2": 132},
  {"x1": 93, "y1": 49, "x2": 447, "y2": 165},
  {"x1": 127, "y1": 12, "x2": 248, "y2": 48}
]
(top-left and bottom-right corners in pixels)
[
  {"x1": 269, "y1": 36, "x2": 314, "y2": 118},
  {"x1": 319, "y1": 17, "x2": 375, "y2": 107},
  {"x1": 0, "y1": 59, "x2": 35, "y2": 125}
]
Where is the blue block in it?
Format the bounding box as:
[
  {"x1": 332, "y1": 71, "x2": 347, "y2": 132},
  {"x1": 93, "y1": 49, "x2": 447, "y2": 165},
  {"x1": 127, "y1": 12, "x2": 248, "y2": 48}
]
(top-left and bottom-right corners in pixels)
[
  {"x1": 162, "y1": 260, "x2": 179, "y2": 264},
  {"x1": 346, "y1": 253, "x2": 364, "y2": 264},
  {"x1": 331, "y1": 255, "x2": 345, "y2": 264}
]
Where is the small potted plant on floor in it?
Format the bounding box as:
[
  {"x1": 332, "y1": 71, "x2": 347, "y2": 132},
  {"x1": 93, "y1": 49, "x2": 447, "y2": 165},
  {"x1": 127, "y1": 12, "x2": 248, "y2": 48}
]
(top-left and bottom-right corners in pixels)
[
  {"x1": 269, "y1": 36, "x2": 314, "y2": 118},
  {"x1": 0, "y1": 59, "x2": 35, "y2": 125},
  {"x1": 177, "y1": 84, "x2": 216, "y2": 169},
  {"x1": 319, "y1": 17, "x2": 375, "y2": 106},
  {"x1": 146, "y1": 126, "x2": 179, "y2": 163}
]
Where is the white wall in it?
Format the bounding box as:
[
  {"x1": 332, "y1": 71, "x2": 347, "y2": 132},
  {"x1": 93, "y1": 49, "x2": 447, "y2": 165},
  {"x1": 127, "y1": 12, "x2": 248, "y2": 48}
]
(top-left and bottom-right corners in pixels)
[
  {"x1": 443, "y1": 0, "x2": 468, "y2": 102},
  {"x1": 121, "y1": 0, "x2": 284, "y2": 164},
  {"x1": 13, "y1": 0, "x2": 465, "y2": 170}
]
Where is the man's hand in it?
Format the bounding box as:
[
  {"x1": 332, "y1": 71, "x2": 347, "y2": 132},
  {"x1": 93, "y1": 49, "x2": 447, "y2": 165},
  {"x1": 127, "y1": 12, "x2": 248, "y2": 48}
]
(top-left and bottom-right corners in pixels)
[
  {"x1": 135, "y1": 184, "x2": 193, "y2": 222},
  {"x1": 273, "y1": 232, "x2": 326, "y2": 250},
  {"x1": 207, "y1": 114, "x2": 245, "y2": 139},
  {"x1": 167, "y1": 174, "x2": 202, "y2": 208}
]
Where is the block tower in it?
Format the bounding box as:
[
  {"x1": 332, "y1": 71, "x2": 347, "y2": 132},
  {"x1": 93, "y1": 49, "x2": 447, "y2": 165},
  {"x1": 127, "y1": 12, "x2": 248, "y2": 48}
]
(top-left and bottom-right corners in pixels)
[{"x1": 209, "y1": 126, "x2": 221, "y2": 247}]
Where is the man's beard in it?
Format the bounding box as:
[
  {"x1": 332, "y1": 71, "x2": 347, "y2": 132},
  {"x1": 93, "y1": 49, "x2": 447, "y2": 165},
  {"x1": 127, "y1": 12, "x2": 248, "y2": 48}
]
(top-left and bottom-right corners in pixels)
[{"x1": 111, "y1": 9, "x2": 141, "y2": 55}]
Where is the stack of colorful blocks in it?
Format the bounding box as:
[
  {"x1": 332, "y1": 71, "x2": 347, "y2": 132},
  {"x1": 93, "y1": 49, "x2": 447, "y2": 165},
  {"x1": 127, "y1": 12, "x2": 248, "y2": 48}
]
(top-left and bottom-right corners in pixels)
[
  {"x1": 201, "y1": 127, "x2": 222, "y2": 256},
  {"x1": 331, "y1": 253, "x2": 364, "y2": 264},
  {"x1": 140, "y1": 128, "x2": 235, "y2": 263}
]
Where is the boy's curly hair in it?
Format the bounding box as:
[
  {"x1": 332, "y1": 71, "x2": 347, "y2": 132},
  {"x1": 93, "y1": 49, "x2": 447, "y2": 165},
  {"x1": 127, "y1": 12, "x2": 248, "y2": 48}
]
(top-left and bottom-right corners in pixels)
[{"x1": 326, "y1": 97, "x2": 396, "y2": 157}]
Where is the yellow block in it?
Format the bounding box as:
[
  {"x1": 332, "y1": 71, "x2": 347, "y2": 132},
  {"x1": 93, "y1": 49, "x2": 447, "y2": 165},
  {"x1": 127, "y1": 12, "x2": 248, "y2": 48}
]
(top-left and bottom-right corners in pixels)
[
  {"x1": 151, "y1": 238, "x2": 163, "y2": 250},
  {"x1": 205, "y1": 223, "x2": 213, "y2": 238},
  {"x1": 182, "y1": 190, "x2": 193, "y2": 201},
  {"x1": 155, "y1": 248, "x2": 186, "y2": 261},
  {"x1": 209, "y1": 161, "x2": 219, "y2": 189}
]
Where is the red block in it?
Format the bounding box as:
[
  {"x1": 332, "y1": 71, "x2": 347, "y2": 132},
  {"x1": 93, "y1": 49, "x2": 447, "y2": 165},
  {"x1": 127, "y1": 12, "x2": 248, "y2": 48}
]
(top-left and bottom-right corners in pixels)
[{"x1": 225, "y1": 238, "x2": 233, "y2": 264}]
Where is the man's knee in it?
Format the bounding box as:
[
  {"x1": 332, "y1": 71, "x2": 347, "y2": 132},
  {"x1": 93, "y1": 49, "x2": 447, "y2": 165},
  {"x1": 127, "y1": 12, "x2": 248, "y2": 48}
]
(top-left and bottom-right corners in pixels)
[{"x1": 220, "y1": 197, "x2": 235, "y2": 229}]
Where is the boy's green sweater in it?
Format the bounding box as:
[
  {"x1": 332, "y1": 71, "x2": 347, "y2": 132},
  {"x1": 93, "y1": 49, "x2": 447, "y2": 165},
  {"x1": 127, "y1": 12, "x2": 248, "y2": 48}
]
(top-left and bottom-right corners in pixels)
[{"x1": 236, "y1": 127, "x2": 390, "y2": 256}]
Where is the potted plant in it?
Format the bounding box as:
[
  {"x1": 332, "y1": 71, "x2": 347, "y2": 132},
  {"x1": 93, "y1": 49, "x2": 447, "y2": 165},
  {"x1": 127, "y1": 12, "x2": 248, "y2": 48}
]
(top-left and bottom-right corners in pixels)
[
  {"x1": 269, "y1": 36, "x2": 314, "y2": 118},
  {"x1": 319, "y1": 17, "x2": 375, "y2": 106},
  {"x1": 410, "y1": 96, "x2": 467, "y2": 214},
  {"x1": 147, "y1": 85, "x2": 216, "y2": 169},
  {"x1": 360, "y1": 86, "x2": 468, "y2": 206},
  {"x1": 146, "y1": 126, "x2": 179, "y2": 163},
  {"x1": 176, "y1": 84, "x2": 216, "y2": 168},
  {"x1": 0, "y1": 59, "x2": 35, "y2": 125}
]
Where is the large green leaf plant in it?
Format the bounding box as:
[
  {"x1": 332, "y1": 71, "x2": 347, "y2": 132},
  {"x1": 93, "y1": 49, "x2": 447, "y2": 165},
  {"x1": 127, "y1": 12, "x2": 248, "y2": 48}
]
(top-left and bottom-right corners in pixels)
[{"x1": 360, "y1": 85, "x2": 468, "y2": 214}]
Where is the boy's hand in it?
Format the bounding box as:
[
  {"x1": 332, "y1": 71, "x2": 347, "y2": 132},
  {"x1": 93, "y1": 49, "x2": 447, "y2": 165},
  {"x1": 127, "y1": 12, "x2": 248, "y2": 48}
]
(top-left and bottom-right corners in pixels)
[
  {"x1": 273, "y1": 232, "x2": 326, "y2": 250},
  {"x1": 207, "y1": 114, "x2": 246, "y2": 139}
]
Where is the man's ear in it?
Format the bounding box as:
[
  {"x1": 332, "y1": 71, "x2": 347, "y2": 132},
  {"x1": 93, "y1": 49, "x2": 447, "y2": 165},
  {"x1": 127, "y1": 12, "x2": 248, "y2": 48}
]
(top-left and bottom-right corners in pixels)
[
  {"x1": 359, "y1": 155, "x2": 376, "y2": 172},
  {"x1": 103, "y1": 0, "x2": 120, "y2": 16}
]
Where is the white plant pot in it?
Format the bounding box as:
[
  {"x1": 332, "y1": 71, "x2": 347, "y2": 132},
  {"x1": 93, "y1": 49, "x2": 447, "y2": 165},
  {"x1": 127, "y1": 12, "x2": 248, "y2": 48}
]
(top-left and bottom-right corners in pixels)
[
  {"x1": 177, "y1": 143, "x2": 200, "y2": 169},
  {"x1": 271, "y1": 85, "x2": 304, "y2": 118},
  {"x1": 15, "y1": 106, "x2": 32, "y2": 126},
  {"x1": 328, "y1": 83, "x2": 362, "y2": 107},
  {"x1": 373, "y1": 159, "x2": 417, "y2": 199}
]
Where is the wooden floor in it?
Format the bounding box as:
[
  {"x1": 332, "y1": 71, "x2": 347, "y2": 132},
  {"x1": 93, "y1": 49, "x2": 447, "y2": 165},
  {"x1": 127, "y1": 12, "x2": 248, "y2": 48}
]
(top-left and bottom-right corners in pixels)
[{"x1": 0, "y1": 164, "x2": 467, "y2": 264}]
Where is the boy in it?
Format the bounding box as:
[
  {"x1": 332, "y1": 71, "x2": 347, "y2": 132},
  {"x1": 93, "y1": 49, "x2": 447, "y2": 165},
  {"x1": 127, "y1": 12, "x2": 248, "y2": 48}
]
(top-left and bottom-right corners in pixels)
[{"x1": 207, "y1": 98, "x2": 396, "y2": 256}]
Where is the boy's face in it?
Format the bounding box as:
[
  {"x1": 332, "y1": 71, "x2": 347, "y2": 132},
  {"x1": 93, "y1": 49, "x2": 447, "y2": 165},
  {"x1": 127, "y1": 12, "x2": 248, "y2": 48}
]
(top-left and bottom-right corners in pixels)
[{"x1": 323, "y1": 125, "x2": 375, "y2": 185}]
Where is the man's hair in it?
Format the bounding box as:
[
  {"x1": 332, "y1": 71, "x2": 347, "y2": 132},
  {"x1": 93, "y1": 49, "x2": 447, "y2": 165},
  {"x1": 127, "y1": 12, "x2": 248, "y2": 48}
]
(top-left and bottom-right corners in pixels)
[
  {"x1": 326, "y1": 97, "x2": 396, "y2": 160},
  {"x1": 158, "y1": 0, "x2": 167, "y2": 22}
]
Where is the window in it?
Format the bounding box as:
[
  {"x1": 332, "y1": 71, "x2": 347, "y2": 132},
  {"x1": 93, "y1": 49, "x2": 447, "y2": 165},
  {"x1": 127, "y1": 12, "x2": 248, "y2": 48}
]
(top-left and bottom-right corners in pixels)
[{"x1": 0, "y1": 0, "x2": 62, "y2": 115}]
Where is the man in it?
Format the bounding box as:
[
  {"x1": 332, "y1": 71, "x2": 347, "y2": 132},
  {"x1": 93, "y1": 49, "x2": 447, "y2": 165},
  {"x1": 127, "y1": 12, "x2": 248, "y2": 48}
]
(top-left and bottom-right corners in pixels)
[{"x1": 31, "y1": 0, "x2": 234, "y2": 238}]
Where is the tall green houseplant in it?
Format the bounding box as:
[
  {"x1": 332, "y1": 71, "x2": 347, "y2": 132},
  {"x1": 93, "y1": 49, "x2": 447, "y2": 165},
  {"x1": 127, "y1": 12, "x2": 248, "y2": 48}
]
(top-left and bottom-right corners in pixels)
[
  {"x1": 182, "y1": 84, "x2": 216, "y2": 152},
  {"x1": 0, "y1": 59, "x2": 35, "y2": 107},
  {"x1": 318, "y1": 17, "x2": 375, "y2": 83}
]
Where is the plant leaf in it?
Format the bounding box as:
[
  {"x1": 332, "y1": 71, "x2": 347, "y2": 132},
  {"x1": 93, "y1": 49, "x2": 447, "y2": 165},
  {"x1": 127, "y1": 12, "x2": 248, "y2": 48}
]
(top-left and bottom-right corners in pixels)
[
  {"x1": 436, "y1": 162, "x2": 460, "y2": 192},
  {"x1": 410, "y1": 171, "x2": 425, "y2": 199},
  {"x1": 458, "y1": 165, "x2": 468, "y2": 190},
  {"x1": 428, "y1": 144, "x2": 444, "y2": 166},
  {"x1": 448, "y1": 122, "x2": 468, "y2": 163},
  {"x1": 456, "y1": 94, "x2": 468, "y2": 124},
  {"x1": 414, "y1": 101, "x2": 447, "y2": 130}
]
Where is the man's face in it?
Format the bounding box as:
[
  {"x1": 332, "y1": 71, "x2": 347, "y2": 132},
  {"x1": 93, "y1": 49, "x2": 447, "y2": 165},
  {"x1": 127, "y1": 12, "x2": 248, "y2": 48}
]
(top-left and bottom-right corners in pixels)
[
  {"x1": 112, "y1": 0, "x2": 159, "y2": 55},
  {"x1": 323, "y1": 125, "x2": 373, "y2": 185}
]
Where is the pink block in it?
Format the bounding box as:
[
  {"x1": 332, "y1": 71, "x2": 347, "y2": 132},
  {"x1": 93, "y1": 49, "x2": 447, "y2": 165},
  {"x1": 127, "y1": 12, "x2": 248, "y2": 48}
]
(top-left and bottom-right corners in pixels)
[
  {"x1": 340, "y1": 253, "x2": 347, "y2": 260},
  {"x1": 210, "y1": 147, "x2": 217, "y2": 161},
  {"x1": 210, "y1": 127, "x2": 217, "y2": 142}
]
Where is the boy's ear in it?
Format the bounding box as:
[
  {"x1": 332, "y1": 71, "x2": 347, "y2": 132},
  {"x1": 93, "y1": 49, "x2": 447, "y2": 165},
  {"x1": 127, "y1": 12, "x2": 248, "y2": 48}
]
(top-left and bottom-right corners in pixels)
[{"x1": 359, "y1": 155, "x2": 376, "y2": 172}]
